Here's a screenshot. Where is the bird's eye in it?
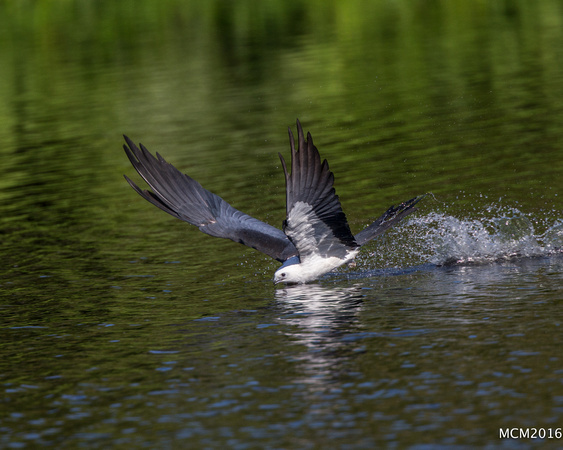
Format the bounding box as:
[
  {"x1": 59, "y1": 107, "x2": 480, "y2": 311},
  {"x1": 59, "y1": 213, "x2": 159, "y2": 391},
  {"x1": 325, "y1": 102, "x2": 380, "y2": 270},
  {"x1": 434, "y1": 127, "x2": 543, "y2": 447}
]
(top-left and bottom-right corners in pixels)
[{"x1": 281, "y1": 273, "x2": 286, "y2": 277}]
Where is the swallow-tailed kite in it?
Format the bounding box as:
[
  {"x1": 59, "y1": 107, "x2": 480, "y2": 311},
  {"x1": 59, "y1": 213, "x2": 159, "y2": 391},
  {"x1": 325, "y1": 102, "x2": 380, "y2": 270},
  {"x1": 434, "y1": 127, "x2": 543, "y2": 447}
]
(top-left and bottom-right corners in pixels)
[{"x1": 124, "y1": 120, "x2": 422, "y2": 284}]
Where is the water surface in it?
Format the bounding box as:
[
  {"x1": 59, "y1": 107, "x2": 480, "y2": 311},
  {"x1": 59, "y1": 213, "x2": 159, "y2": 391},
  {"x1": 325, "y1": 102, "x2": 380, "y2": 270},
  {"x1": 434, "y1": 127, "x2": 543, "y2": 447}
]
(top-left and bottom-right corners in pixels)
[{"x1": 1, "y1": 1, "x2": 562, "y2": 448}]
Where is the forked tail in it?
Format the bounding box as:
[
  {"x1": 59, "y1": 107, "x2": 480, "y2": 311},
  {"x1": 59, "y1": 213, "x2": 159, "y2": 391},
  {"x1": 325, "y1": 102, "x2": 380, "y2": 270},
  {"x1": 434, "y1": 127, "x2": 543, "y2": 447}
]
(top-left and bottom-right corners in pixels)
[{"x1": 354, "y1": 195, "x2": 425, "y2": 246}]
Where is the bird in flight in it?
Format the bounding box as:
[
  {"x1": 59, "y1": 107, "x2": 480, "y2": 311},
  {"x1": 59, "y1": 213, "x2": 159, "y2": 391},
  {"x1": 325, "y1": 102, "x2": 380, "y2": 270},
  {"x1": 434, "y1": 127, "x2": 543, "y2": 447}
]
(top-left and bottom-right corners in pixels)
[{"x1": 124, "y1": 120, "x2": 422, "y2": 284}]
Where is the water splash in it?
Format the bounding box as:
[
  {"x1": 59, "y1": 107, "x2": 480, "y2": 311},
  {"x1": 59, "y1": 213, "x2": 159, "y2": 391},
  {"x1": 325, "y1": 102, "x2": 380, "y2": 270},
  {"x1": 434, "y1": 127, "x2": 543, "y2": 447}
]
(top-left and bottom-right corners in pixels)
[{"x1": 364, "y1": 205, "x2": 563, "y2": 268}]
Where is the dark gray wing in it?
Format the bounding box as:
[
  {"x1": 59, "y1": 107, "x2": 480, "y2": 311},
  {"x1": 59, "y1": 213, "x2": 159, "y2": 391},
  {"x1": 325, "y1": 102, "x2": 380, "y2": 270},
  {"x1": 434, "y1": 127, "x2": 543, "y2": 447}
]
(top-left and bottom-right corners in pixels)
[
  {"x1": 123, "y1": 136, "x2": 297, "y2": 262},
  {"x1": 279, "y1": 120, "x2": 359, "y2": 261},
  {"x1": 354, "y1": 195, "x2": 424, "y2": 246}
]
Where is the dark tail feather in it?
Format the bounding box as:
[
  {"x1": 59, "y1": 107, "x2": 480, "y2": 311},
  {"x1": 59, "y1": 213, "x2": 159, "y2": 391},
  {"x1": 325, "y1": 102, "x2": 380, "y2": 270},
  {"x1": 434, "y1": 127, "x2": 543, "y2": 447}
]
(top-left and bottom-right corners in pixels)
[{"x1": 354, "y1": 195, "x2": 425, "y2": 246}]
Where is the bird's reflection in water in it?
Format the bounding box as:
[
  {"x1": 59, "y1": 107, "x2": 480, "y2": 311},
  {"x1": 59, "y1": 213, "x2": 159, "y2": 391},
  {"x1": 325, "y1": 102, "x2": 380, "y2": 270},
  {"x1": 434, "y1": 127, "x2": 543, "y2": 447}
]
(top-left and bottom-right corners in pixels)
[{"x1": 275, "y1": 283, "x2": 367, "y2": 385}]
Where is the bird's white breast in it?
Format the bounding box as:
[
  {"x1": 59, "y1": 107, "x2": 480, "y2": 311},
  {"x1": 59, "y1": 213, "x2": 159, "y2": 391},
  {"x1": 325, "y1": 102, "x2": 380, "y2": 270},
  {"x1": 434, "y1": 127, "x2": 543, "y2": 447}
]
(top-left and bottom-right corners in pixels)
[{"x1": 292, "y1": 248, "x2": 360, "y2": 283}]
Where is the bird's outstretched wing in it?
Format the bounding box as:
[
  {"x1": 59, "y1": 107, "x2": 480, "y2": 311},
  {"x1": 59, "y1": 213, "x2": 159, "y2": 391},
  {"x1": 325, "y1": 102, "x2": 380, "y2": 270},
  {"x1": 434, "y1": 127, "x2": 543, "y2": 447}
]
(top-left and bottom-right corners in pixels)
[
  {"x1": 279, "y1": 120, "x2": 359, "y2": 262},
  {"x1": 123, "y1": 136, "x2": 297, "y2": 262}
]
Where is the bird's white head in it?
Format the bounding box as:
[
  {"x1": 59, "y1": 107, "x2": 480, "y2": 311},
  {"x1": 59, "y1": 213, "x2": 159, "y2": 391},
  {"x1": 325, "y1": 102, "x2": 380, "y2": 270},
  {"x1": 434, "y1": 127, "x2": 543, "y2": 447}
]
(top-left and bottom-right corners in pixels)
[{"x1": 273, "y1": 263, "x2": 304, "y2": 285}]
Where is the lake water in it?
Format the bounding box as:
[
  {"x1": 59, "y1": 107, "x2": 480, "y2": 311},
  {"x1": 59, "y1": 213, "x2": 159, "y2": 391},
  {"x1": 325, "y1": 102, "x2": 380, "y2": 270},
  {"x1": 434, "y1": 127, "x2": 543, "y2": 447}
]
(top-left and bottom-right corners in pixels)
[{"x1": 1, "y1": 1, "x2": 562, "y2": 448}]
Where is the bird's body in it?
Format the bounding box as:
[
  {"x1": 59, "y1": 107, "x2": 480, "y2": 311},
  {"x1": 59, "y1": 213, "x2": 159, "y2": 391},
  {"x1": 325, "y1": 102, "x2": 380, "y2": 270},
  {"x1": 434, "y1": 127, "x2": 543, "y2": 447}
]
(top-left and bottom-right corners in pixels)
[
  {"x1": 124, "y1": 120, "x2": 422, "y2": 284},
  {"x1": 273, "y1": 249, "x2": 360, "y2": 284}
]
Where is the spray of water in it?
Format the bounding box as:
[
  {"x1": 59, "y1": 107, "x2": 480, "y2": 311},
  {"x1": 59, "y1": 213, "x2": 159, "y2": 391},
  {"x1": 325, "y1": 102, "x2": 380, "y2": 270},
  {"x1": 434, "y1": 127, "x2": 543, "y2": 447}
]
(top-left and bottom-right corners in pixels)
[{"x1": 361, "y1": 204, "x2": 563, "y2": 268}]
